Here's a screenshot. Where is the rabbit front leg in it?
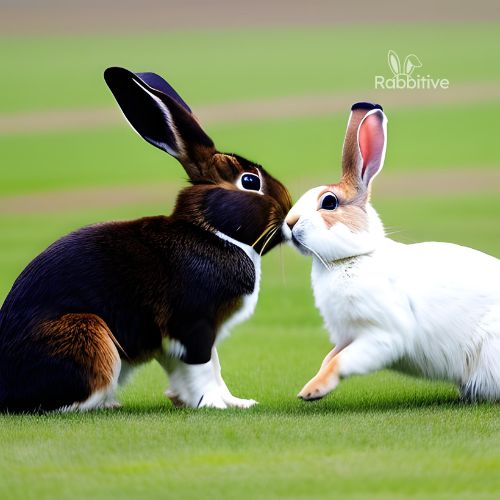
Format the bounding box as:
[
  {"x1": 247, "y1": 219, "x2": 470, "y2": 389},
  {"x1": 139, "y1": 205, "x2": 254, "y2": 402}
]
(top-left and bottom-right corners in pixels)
[
  {"x1": 299, "y1": 330, "x2": 401, "y2": 401},
  {"x1": 163, "y1": 351, "x2": 256, "y2": 409},
  {"x1": 298, "y1": 350, "x2": 343, "y2": 401},
  {"x1": 165, "y1": 357, "x2": 228, "y2": 409},
  {"x1": 157, "y1": 319, "x2": 256, "y2": 409},
  {"x1": 211, "y1": 347, "x2": 257, "y2": 408},
  {"x1": 156, "y1": 319, "x2": 226, "y2": 408}
]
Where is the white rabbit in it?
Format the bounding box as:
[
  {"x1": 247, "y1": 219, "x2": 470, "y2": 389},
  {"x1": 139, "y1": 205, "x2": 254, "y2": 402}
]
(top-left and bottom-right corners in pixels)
[{"x1": 284, "y1": 102, "x2": 500, "y2": 402}]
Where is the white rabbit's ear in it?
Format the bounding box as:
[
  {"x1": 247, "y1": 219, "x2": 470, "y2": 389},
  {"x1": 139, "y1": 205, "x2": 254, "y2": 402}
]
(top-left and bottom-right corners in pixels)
[
  {"x1": 341, "y1": 102, "x2": 385, "y2": 191},
  {"x1": 357, "y1": 108, "x2": 387, "y2": 189},
  {"x1": 104, "y1": 67, "x2": 216, "y2": 182}
]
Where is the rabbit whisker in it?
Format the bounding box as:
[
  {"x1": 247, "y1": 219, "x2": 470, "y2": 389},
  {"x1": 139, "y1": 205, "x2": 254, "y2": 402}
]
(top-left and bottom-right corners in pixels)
[
  {"x1": 259, "y1": 225, "x2": 281, "y2": 256},
  {"x1": 296, "y1": 240, "x2": 332, "y2": 271},
  {"x1": 251, "y1": 222, "x2": 277, "y2": 248}
]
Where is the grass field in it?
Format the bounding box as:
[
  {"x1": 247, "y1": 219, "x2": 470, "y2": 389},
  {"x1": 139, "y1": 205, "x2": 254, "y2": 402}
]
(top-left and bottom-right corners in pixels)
[{"x1": 1, "y1": 20, "x2": 500, "y2": 499}]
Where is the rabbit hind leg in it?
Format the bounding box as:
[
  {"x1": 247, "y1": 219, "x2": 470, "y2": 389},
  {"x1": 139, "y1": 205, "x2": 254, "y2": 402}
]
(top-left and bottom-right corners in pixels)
[
  {"x1": 461, "y1": 307, "x2": 500, "y2": 402},
  {"x1": 39, "y1": 313, "x2": 121, "y2": 412},
  {"x1": 461, "y1": 338, "x2": 500, "y2": 402}
]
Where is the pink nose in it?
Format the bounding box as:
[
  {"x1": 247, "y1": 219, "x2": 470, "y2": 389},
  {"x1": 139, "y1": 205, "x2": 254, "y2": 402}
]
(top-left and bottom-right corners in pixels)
[{"x1": 285, "y1": 213, "x2": 299, "y2": 230}]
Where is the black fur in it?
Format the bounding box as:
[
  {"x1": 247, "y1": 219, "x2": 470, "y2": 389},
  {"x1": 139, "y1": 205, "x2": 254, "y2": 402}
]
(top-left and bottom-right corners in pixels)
[
  {"x1": 136, "y1": 71, "x2": 192, "y2": 113},
  {"x1": 351, "y1": 102, "x2": 383, "y2": 112}
]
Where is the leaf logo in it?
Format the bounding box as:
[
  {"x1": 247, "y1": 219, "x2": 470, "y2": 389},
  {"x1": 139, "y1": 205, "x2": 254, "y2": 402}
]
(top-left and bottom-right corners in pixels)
[{"x1": 387, "y1": 50, "x2": 422, "y2": 77}]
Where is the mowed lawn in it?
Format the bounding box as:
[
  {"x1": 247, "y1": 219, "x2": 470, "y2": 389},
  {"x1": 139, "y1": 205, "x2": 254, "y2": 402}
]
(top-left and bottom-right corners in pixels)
[{"x1": 0, "y1": 24, "x2": 500, "y2": 499}]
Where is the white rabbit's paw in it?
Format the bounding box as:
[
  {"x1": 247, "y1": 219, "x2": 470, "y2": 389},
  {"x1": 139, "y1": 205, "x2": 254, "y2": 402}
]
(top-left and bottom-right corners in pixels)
[
  {"x1": 298, "y1": 386, "x2": 327, "y2": 401},
  {"x1": 297, "y1": 374, "x2": 339, "y2": 401}
]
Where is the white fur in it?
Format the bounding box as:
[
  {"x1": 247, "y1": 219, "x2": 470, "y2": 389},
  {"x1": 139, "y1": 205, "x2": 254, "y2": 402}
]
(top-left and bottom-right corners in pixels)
[
  {"x1": 288, "y1": 187, "x2": 384, "y2": 262},
  {"x1": 292, "y1": 198, "x2": 500, "y2": 401},
  {"x1": 215, "y1": 231, "x2": 261, "y2": 343},
  {"x1": 167, "y1": 339, "x2": 187, "y2": 359}
]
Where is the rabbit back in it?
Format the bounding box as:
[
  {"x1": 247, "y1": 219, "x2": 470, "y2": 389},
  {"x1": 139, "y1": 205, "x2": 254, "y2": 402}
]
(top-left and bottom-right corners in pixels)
[{"x1": 311, "y1": 238, "x2": 500, "y2": 387}]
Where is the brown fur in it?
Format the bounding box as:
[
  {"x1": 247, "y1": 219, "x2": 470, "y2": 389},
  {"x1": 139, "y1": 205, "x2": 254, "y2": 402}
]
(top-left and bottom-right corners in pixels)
[
  {"x1": 210, "y1": 153, "x2": 246, "y2": 182},
  {"x1": 184, "y1": 152, "x2": 249, "y2": 185},
  {"x1": 37, "y1": 314, "x2": 119, "y2": 393},
  {"x1": 215, "y1": 297, "x2": 244, "y2": 329},
  {"x1": 342, "y1": 108, "x2": 370, "y2": 187}
]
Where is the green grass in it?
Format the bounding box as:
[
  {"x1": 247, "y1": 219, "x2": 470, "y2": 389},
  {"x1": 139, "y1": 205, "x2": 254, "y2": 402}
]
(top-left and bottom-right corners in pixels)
[
  {"x1": 2, "y1": 399, "x2": 498, "y2": 499},
  {"x1": 1, "y1": 383, "x2": 498, "y2": 499},
  {"x1": 1, "y1": 21, "x2": 500, "y2": 499}
]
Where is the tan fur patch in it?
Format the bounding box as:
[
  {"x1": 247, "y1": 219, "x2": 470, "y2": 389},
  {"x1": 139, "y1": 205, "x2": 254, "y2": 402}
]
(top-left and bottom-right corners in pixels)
[
  {"x1": 318, "y1": 181, "x2": 369, "y2": 232},
  {"x1": 299, "y1": 355, "x2": 340, "y2": 399},
  {"x1": 37, "y1": 314, "x2": 119, "y2": 392},
  {"x1": 320, "y1": 205, "x2": 368, "y2": 232},
  {"x1": 313, "y1": 355, "x2": 339, "y2": 387}
]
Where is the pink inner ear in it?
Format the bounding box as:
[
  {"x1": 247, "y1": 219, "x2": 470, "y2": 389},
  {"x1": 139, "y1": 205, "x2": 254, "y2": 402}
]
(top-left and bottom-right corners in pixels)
[{"x1": 358, "y1": 112, "x2": 385, "y2": 182}]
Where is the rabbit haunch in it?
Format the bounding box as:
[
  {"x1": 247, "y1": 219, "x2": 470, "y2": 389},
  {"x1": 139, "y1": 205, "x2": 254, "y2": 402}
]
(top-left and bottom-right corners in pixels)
[
  {"x1": 286, "y1": 102, "x2": 500, "y2": 402},
  {"x1": 0, "y1": 67, "x2": 291, "y2": 412}
]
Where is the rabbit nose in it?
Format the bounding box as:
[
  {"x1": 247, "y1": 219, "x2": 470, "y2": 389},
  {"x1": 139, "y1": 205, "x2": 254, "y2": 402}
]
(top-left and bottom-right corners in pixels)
[{"x1": 285, "y1": 213, "x2": 299, "y2": 230}]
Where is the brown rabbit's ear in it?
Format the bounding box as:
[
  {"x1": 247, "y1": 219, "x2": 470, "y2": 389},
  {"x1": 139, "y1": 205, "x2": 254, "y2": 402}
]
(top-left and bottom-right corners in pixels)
[
  {"x1": 341, "y1": 102, "x2": 387, "y2": 191},
  {"x1": 104, "y1": 67, "x2": 216, "y2": 182}
]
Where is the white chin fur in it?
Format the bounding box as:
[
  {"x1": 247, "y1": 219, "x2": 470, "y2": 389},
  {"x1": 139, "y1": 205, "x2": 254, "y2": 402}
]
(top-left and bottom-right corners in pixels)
[
  {"x1": 291, "y1": 207, "x2": 383, "y2": 264},
  {"x1": 281, "y1": 221, "x2": 292, "y2": 242}
]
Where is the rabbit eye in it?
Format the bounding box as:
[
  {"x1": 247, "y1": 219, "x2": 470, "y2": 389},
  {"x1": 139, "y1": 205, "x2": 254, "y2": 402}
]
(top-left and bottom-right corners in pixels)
[
  {"x1": 239, "y1": 173, "x2": 261, "y2": 192},
  {"x1": 319, "y1": 192, "x2": 339, "y2": 211}
]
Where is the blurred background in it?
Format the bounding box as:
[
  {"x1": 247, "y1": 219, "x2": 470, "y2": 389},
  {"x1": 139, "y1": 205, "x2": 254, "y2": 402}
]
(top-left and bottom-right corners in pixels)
[
  {"x1": 1, "y1": 0, "x2": 499, "y2": 297},
  {"x1": 2, "y1": 0, "x2": 500, "y2": 411},
  {"x1": 2, "y1": 1, "x2": 500, "y2": 309},
  {"x1": 1, "y1": 1, "x2": 499, "y2": 497}
]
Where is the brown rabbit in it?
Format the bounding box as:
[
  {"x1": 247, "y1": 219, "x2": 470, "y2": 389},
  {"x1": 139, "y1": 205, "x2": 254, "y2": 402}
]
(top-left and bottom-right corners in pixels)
[{"x1": 0, "y1": 67, "x2": 291, "y2": 412}]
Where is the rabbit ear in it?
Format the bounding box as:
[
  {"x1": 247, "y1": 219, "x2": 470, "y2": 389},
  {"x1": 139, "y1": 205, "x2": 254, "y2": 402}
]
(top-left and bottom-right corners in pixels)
[
  {"x1": 341, "y1": 103, "x2": 387, "y2": 191},
  {"x1": 357, "y1": 108, "x2": 387, "y2": 188},
  {"x1": 104, "y1": 67, "x2": 216, "y2": 182},
  {"x1": 135, "y1": 72, "x2": 192, "y2": 114}
]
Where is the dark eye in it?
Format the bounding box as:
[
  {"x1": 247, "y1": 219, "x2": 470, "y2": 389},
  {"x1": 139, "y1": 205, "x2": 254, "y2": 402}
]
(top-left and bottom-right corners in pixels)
[
  {"x1": 319, "y1": 192, "x2": 339, "y2": 210},
  {"x1": 239, "y1": 173, "x2": 261, "y2": 192}
]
